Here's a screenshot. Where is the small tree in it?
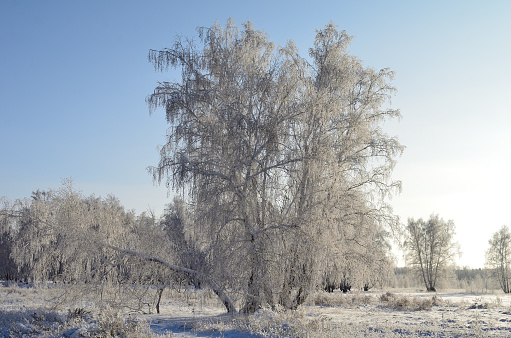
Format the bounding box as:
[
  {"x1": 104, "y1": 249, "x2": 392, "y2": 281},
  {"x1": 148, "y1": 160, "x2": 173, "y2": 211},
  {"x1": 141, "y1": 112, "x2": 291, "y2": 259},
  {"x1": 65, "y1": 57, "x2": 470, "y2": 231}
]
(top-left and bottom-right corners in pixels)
[
  {"x1": 404, "y1": 214, "x2": 459, "y2": 292},
  {"x1": 486, "y1": 225, "x2": 511, "y2": 293}
]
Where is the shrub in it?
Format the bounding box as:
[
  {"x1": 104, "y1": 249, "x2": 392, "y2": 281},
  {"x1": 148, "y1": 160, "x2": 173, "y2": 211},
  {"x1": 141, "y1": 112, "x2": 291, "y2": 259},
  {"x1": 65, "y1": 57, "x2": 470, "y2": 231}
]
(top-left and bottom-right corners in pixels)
[
  {"x1": 379, "y1": 293, "x2": 443, "y2": 311},
  {"x1": 313, "y1": 291, "x2": 374, "y2": 307}
]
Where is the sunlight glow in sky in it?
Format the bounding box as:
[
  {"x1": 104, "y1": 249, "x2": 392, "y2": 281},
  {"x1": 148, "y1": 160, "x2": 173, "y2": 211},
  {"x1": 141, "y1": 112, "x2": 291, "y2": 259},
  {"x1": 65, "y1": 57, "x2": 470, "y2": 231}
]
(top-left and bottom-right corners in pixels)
[{"x1": 1, "y1": 0, "x2": 510, "y2": 269}]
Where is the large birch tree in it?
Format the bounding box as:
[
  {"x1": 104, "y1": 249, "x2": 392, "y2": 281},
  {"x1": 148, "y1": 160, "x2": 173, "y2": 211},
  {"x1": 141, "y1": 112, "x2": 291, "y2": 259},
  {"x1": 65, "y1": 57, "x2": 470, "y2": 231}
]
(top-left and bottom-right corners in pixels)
[{"x1": 147, "y1": 19, "x2": 402, "y2": 312}]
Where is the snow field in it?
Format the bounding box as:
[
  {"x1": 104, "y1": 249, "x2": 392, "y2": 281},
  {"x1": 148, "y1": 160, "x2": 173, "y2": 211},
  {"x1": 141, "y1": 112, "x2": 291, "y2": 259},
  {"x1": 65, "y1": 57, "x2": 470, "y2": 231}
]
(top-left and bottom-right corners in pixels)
[{"x1": 2, "y1": 283, "x2": 511, "y2": 337}]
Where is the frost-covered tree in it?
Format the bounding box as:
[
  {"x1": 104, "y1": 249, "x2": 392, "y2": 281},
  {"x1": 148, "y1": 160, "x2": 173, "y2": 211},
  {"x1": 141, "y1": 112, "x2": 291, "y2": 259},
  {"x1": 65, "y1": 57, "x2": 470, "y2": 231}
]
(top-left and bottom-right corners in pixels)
[
  {"x1": 0, "y1": 197, "x2": 19, "y2": 280},
  {"x1": 1, "y1": 180, "x2": 182, "y2": 312},
  {"x1": 486, "y1": 225, "x2": 511, "y2": 293},
  {"x1": 404, "y1": 214, "x2": 460, "y2": 292},
  {"x1": 147, "y1": 19, "x2": 402, "y2": 312},
  {"x1": 7, "y1": 182, "x2": 134, "y2": 284}
]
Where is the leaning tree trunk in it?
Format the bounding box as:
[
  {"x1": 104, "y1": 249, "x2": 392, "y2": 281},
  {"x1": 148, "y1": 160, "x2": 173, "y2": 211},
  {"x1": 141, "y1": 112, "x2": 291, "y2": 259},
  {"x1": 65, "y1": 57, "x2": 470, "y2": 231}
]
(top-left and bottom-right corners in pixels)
[
  {"x1": 155, "y1": 287, "x2": 164, "y2": 314},
  {"x1": 103, "y1": 243, "x2": 238, "y2": 314}
]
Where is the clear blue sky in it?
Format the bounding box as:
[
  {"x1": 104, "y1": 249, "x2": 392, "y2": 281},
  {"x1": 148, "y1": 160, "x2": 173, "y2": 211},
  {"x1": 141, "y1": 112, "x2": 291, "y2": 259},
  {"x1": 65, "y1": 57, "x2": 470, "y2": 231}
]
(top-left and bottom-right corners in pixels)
[{"x1": 1, "y1": 0, "x2": 510, "y2": 268}]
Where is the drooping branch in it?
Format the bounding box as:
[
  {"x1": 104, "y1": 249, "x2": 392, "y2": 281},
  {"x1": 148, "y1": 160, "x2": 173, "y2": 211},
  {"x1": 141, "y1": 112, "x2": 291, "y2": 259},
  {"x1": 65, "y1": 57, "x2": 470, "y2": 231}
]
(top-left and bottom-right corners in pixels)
[{"x1": 101, "y1": 242, "x2": 238, "y2": 314}]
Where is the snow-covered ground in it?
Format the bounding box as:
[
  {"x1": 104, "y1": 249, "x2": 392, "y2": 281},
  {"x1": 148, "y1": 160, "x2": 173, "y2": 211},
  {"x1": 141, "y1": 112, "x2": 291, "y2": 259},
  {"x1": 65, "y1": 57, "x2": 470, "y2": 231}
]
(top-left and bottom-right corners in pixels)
[{"x1": 2, "y1": 282, "x2": 511, "y2": 337}]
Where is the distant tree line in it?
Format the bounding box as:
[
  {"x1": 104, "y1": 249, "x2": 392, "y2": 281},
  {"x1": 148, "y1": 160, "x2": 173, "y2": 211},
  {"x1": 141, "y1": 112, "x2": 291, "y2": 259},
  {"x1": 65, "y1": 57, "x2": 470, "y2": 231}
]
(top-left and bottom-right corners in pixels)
[{"x1": 391, "y1": 266, "x2": 495, "y2": 293}]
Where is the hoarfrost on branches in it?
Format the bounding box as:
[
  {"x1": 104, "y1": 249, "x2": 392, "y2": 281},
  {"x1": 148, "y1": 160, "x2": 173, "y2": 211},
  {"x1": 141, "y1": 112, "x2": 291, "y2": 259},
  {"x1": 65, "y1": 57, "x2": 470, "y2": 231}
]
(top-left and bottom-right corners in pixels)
[{"x1": 147, "y1": 19, "x2": 403, "y2": 313}]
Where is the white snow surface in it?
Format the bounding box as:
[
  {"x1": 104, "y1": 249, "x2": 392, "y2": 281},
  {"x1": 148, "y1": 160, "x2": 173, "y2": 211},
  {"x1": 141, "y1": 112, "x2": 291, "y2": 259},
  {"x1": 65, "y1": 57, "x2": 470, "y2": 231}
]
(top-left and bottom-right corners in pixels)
[{"x1": 2, "y1": 282, "x2": 511, "y2": 337}]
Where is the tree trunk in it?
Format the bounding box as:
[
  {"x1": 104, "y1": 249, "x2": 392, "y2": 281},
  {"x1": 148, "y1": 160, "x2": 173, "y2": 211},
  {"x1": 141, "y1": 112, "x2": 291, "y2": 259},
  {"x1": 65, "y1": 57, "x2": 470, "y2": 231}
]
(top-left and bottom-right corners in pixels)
[
  {"x1": 156, "y1": 287, "x2": 163, "y2": 314},
  {"x1": 241, "y1": 237, "x2": 264, "y2": 314},
  {"x1": 241, "y1": 271, "x2": 261, "y2": 314}
]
